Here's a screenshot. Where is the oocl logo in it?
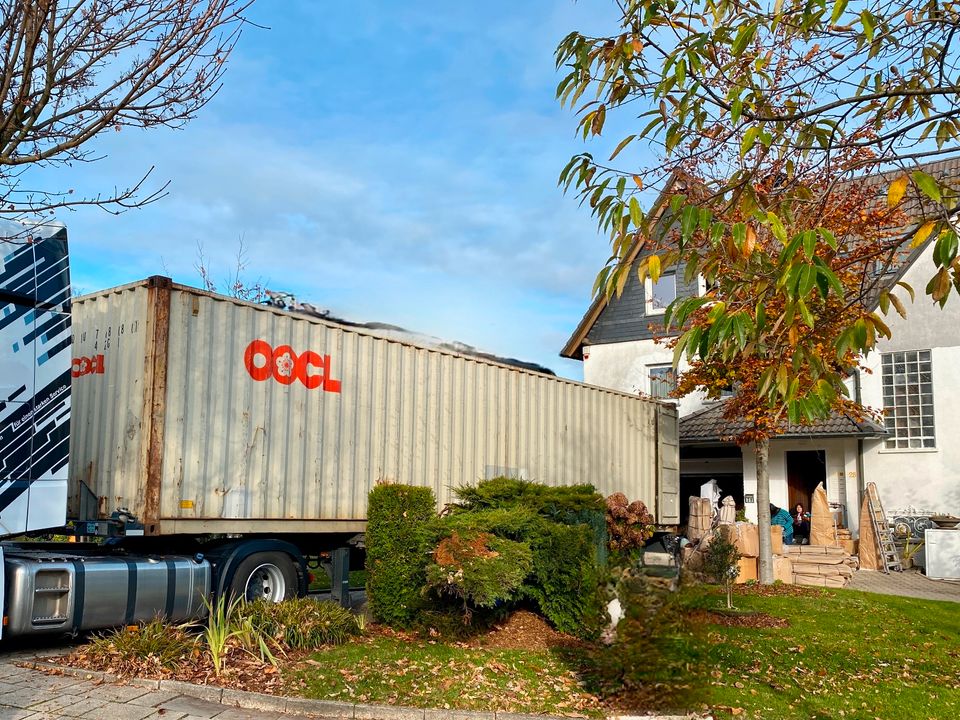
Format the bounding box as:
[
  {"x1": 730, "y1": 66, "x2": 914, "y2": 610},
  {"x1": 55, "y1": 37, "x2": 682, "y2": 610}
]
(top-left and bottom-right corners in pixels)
[
  {"x1": 72, "y1": 354, "x2": 104, "y2": 378},
  {"x1": 243, "y1": 340, "x2": 342, "y2": 393}
]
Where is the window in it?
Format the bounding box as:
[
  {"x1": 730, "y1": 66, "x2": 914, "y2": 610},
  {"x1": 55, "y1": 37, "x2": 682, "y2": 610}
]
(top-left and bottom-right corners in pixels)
[
  {"x1": 648, "y1": 364, "x2": 677, "y2": 399},
  {"x1": 644, "y1": 274, "x2": 676, "y2": 315},
  {"x1": 881, "y1": 350, "x2": 935, "y2": 450}
]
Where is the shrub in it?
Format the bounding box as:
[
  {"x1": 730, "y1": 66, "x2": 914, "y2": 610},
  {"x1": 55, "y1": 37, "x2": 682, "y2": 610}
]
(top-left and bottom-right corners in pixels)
[
  {"x1": 365, "y1": 482, "x2": 436, "y2": 627},
  {"x1": 425, "y1": 531, "x2": 533, "y2": 615},
  {"x1": 237, "y1": 598, "x2": 362, "y2": 649},
  {"x1": 524, "y1": 521, "x2": 608, "y2": 639},
  {"x1": 703, "y1": 530, "x2": 741, "y2": 609},
  {"x1": 87, "y1": 618, "x2": 198, "y2": 673},
  {"x1": 454, "y1": 477, "x2": 604, "y2": 517},
  {"x1": 606, "y1": 493, "x2": 655, "y2": 553}
]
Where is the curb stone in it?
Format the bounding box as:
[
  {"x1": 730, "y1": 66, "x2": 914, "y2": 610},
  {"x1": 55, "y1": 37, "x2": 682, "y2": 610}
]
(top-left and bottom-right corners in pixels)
[{"x1": 19, "y1": 659, "x2": 711, "y2": 720}]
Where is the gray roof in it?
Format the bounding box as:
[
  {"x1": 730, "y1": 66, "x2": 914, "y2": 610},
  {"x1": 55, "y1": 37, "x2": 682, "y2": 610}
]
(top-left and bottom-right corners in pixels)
[{"x1": 679, "y1": 401, "x2": 887, "y2": 444}]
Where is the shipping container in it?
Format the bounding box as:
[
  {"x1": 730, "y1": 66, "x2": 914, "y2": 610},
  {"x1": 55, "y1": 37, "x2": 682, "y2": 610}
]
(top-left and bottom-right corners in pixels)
[{"x1": 68, "y1": 277, "x2": 679, "y2": 535}]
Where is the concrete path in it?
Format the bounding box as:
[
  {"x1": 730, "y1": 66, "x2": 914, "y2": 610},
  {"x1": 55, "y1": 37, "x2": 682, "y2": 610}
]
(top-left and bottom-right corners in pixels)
[
  {"x1": 846, "y1": 567, "x2": 960, "y2": 602},
  {"x1": 0, "y1": 648, "x2": 292, "y2": 720}
]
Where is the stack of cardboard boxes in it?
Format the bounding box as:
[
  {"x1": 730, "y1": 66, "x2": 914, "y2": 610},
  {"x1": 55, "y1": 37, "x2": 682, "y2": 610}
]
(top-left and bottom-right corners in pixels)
[{"x1": 785, "y1": 544, "x2": 858, "y2": 587}]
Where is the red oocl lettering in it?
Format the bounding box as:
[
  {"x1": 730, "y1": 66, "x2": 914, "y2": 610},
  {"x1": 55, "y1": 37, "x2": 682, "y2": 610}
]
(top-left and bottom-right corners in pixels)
[
  {"x1": 243, "y1": 340, "x2": 342, "y2": 393},
  {"x1": 71, "y1": 354, "x2": 105, "y2": 378}
]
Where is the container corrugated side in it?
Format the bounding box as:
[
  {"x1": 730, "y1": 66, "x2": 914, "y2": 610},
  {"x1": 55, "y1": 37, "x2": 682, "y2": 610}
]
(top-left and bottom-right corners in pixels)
[{"x1": 70, "y1": 279, "x2": 677, "y2": 534}]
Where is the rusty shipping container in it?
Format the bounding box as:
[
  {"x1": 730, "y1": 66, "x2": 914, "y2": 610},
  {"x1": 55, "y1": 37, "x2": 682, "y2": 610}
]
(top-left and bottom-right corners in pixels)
[{"x1": 68, "y1": 277, "x2": 679, "y2": 535}]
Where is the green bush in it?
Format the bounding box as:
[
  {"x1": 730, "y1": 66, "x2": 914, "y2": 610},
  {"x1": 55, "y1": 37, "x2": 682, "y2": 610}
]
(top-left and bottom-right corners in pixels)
[
  {"x1": 425, "y1": 531, "x2": 533, "y2": 612},
  {"x1": 365, "y1": 482, "x2": 436, "y2": 627},
  {"x1": 87, "y1": 618, "x2": 197, "y2": 673},
  {"x1": 237, "y1": 598, "x2": 362, "y2": 649},
  {"x1": 454, "y1": 476, "x2": 604, "y2": 516},
  {"x1": 524, "y1": 521, "x2": 607, "y2": 639},
  {"x1": 435, "y1": 480, "x2": 609, "y2": 639}
]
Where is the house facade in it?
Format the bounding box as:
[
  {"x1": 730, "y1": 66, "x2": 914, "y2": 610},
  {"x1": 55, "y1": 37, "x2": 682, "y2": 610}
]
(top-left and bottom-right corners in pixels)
[{"x1": 561, "y1": 160, "x2": 960, "y2": 537}]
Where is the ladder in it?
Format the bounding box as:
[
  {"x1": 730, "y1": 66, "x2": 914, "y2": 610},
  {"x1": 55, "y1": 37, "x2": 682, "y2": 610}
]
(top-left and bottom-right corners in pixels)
[{"x1": 866, "y1": 483, "x2": 902, "y2": 573}]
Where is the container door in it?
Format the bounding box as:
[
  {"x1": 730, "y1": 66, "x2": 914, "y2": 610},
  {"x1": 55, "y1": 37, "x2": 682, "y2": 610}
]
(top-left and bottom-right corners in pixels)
[{"x1": 657, "y1": 404, "x2": 680, "y2": 524}]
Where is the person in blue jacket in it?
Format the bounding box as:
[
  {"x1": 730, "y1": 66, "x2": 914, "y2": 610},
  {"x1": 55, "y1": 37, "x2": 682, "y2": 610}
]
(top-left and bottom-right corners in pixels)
[{"x1": 770, "y1": 503, "x2": 795, "y2": 545}]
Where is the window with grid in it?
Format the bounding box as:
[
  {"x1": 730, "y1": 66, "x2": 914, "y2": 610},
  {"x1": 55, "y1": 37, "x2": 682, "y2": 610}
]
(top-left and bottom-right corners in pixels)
[
  {"x1": 648, "y1": 364, "x2": 677, "y2": 399},
  {"x1": 881, "y1": 350, "x2": 935, "y2": 450}
]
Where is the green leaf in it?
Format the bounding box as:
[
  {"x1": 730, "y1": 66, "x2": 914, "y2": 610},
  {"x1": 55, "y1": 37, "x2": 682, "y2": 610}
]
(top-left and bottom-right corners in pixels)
[
  {"x1": 860, "y1": 10, "x2": 875, "y2": 42},
  {"x1": 608, "y1": 134, "x2": 636, "y2": 161},
  {"x1": 730, "y1": 98, "x2": 743, "y2": 124},
  {"x1": 731, "y1": 23, "x2": 757, "y2": 56},
  {"x1": 818, "y1": 228, "x2": 838, "y2": 250},
  {"x1": 767, "y1": 212, "x2": 786, "y2": 243},
  {"x1": 912, "y1": 171, "x2": 942, "y2": 203},
  {"x1": 740, "y1": 126, "x2": 762, "y2": 157},
  {"x1": 629, "y1": 197, "x2": 643, "y2": 227},
  {"x1": 802, "y1": 230, "x2": 817, "y2": 259},
  {"x1": 831, "y1": 0, "x2": 849, "y2": 23},
  {"x1": 798, "y1": 298, "x2": 815, "y2": 329}
]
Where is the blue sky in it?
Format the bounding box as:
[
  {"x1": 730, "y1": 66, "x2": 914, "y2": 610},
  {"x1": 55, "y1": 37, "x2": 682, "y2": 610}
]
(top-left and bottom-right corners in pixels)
[{"x1": 45, "y1": 1, "x2": 647, "y2": 379}]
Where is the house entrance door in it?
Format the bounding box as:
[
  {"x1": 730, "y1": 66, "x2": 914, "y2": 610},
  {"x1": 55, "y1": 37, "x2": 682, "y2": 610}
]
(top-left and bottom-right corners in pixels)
[{"x1": 786, "y1": 450, "x2": 826, "y2": 513}]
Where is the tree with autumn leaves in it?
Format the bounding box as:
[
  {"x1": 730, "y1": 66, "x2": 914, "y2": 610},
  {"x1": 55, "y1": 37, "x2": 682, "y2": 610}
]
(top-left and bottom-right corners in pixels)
[
  {"x1": 555, "y1": 0, "x2": 960, "y2": 582},
  {"x1": 662, "y1": 163, "x2": 910, "y2": 581}
]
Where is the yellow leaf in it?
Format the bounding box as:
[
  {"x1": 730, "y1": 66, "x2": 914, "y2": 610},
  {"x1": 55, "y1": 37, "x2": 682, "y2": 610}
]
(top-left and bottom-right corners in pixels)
[
  {"x1": 632, "y1": 174, "x2": 644, "y2": 189},
  {"x1": 887, "y1": 175, "x2": 909, "y2": 207},
  {"x1": 648, "y1": 254, "x2": 662, "y2": 283},
  {"x1": 911, "y1": 221, "x2": 936, "y2": 248},
  {"x1": 744, "y1": 225, "x2": 757, "y2": 255}
]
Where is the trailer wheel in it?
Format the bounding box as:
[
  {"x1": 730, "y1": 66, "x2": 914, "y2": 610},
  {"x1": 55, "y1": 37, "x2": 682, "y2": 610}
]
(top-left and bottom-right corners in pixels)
[{"x1": 229, "y1": 552, "x2": 297, "y2": 603}]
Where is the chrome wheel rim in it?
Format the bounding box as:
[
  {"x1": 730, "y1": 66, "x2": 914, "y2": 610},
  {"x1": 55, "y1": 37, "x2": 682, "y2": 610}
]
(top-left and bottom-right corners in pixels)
[{"x1": 244, "y1": 563, "x2": 286, "y2": 602}]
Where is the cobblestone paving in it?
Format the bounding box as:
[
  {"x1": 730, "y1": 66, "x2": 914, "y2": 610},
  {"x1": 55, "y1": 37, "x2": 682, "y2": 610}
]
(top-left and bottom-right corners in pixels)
[
  {"x1": 0, "y1": 650, "x2": 292, "y2": 720},
  {"x1": 846, "y1": 568, "x2": 960, "y2": 602}
]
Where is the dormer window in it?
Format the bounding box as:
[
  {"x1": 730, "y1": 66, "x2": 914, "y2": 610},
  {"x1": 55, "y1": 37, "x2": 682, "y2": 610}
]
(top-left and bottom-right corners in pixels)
[{"x1": 644, "y1": 273, "x2": 676, "y2": 315}]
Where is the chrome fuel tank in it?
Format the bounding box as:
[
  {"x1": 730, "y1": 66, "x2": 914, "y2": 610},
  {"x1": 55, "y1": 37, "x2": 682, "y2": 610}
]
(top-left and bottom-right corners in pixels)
[{"x1": 2, "y1": 546, "x2": 209, "y2": 638}]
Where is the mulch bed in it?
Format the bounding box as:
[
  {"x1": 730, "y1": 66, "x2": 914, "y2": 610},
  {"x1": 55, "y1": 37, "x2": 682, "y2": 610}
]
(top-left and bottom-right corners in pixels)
[
  {"x1": 45, "y1": 644, "x2": 295, "y2": 695},
  {"x1": 687, "y1": 609, "x2": 789, "y2": 629},
  {"x1": 470, "y1": 610, "x2": 583, "y2": 651}
]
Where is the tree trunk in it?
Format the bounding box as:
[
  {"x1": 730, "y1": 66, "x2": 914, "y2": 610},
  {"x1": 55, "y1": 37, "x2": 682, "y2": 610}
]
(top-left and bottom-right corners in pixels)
[{"x1": 755, "y1": 438, "x2": 774, "y2": 584}]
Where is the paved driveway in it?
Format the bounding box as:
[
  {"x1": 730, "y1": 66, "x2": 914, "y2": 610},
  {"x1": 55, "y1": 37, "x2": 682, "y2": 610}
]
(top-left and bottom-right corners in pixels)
[
  {"x1": 846, "y1": 568, "x2": 960, "y2": 602},
  {"x1": 0, "y1": 646, "x2": 291, "y2": 720}
]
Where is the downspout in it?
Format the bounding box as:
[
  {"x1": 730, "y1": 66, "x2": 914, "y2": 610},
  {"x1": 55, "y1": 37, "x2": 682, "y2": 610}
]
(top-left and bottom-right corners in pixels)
[{"x1": 854, "y1": 370, "x2": 866, "y2": 526}]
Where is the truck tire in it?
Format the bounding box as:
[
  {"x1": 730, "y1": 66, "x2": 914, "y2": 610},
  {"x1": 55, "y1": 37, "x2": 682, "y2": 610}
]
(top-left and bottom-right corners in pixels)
[{"x1": 228, "y1": 551, "x2": 297, "y2": 602}]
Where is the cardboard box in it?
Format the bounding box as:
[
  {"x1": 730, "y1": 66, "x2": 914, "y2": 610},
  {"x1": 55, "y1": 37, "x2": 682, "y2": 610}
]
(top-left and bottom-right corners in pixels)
[
  {"x1": 735, "y1": 522, "x2": 760, "y2": 557},
  {"x1": 773, "y1": 555, "x2": 793, "y2": 584},
  {"x1": 771, "y1": 525, "x2": 784, "y2": 555},
  {"x1": 735, "y1": 556, "x2": 758, "y2": 584}
]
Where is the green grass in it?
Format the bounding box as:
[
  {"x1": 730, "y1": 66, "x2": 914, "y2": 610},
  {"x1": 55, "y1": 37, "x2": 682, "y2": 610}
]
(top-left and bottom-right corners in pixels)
[
  {"x1": 285, "y1": 586, "x2": 960, "y2": 719},
  {"x1": 309, "y1": 569, "x2": 367, "y2": 592},
  {"x1": 672, "y1": 585, "x2": 960, "y2": 719},
  {"x1": 286, "y1": 636, "x2": 601, "y2": 715}
]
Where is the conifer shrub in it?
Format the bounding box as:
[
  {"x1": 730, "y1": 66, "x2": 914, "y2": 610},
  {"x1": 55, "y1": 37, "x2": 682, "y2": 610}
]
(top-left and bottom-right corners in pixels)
[
  {"x1": 365, "y1": 482, "x2": 436, "y2": 627},
  {"x1": 424, "y1": 530, "x2": 533, "y2": 613},
  {"x1": 436, "y1": 478, "x2": 609, "y2": 639}
]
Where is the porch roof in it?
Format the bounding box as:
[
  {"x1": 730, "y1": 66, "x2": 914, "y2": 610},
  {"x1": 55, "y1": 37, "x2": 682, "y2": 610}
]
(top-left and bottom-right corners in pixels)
[{"x1": 679, "y1": 402, "x2": 888, "y2": 444}]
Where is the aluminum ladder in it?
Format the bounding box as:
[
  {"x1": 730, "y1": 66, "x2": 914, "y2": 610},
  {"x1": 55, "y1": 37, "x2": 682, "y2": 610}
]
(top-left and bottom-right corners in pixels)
[{"x1": 866, "y1": 483, "x2": 902, "y2": 573}]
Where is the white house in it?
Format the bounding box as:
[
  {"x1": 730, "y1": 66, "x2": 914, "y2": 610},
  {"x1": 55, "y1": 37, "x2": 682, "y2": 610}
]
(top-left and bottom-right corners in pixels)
[{"x1": 561, "y1": 158, "x2": 960, "y2": 538}]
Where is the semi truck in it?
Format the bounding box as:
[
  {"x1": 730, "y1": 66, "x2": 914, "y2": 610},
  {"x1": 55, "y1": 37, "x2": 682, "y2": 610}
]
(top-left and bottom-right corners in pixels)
[{"x1": 0, "y1": 225, "x2": 680, "y2": 639}]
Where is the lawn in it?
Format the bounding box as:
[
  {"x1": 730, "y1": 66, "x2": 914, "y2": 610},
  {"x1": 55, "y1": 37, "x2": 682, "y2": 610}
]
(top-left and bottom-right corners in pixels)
[
  {"x1": 286, "y1": 585, "x2": 960, "y2": 720},
  {"x1": 676, "y1": 584, "x2": 960, "y2": 719}
]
